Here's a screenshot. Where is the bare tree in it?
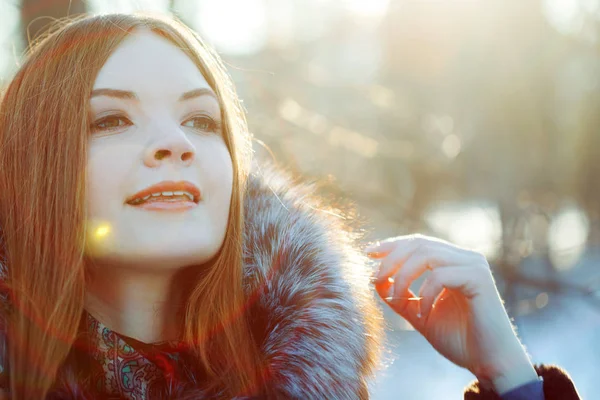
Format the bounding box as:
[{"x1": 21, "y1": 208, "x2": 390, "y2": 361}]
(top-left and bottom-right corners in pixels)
[{"x1": 577, "y1": 92, "x2": 600, "y2": 247}]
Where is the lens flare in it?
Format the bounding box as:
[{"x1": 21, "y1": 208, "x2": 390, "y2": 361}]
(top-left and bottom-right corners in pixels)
[{"x1": 94, "y1": 224, "x2": 111, "y2": 239}]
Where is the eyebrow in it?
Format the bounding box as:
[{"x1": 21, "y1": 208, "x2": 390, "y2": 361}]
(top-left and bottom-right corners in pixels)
[{"x1": 90, "y1": 88, "x2": 218, "y2": 102}]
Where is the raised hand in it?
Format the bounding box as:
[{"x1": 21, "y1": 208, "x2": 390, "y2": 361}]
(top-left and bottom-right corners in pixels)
[{"x1": 366, "y1": 234, "x2": 539, "y2": 394}]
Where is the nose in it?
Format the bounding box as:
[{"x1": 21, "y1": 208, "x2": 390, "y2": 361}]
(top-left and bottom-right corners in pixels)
[{"x1": 144, "y1": 135, "x2": 195, "y2": 168}]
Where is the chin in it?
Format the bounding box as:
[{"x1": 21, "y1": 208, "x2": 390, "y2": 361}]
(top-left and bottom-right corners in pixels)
[
  {"x1": 132, "y1": 254, "x2": 211, "y2": 271},
  {"x1": 87, "y1": 238, "x2": 220, "y2": 270},
  {"x1": 85, "y1": 220, "x2": 224, "y2": 267},
  {"x1": 129, "y1": 239, "x2": 219, "y2": 264},
  {"x1": 88, "y1": 250, "x2": 215, "y2": 272}
]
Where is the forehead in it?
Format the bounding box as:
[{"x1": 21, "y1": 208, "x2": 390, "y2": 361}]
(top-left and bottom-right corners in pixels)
[{"x1": 93, "y1": 29, "x2": 211, "y2": 96}]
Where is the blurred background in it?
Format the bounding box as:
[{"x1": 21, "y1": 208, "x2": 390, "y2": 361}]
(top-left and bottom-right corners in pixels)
[{"x1": 1, "y1": 0, "x2": 599, "y2": 398}]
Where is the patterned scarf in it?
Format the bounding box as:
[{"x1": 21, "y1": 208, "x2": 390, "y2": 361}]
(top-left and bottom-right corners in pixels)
[{"x1": 82, "y1": 311, "x2": 199, "y2": 400}]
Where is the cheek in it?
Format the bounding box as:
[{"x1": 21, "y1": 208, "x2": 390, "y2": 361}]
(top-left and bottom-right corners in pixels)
[
  {"x1": 201, "y1": 141, "x2": 234, "y2": 208},
  {"x1": 193, "y1": 139, "x2": 234, "y2": 246},
  {"x1": 86, "y1": 142, "x2": 130, "y2": 217}
]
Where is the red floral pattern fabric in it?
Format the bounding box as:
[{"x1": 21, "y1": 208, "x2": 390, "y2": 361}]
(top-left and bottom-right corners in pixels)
[{"x1": 84, "y1": 311, "x2": 190, "y2": 400}]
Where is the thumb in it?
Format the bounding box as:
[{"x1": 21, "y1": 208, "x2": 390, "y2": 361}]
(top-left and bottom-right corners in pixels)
[
  {"x1": 374, "y1": 279, "x2": 424, "y2": 330},
  {"x1": 365, "y1": 238, "x2": 398, "y2": 258}
]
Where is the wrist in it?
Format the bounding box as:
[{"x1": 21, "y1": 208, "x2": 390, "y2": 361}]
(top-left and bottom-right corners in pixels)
[
  {"x1": 475, "y1": 356, "x2": 539, "y2": 395},
  {"x1": 492, "y1": 361, "x2": 538, "y2": 394}
]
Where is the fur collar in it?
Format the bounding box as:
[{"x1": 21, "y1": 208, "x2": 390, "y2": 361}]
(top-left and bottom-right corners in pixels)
[
  {"x1": 3, "y1": 163, "x2": 383, "y2": 399},
  {"x1": 240, "y1": 163, "x2": 381, "y2": 398}
]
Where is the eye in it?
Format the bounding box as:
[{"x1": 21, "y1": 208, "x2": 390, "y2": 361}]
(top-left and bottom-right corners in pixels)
[
  {"x1": 91, "y1": 115, "x2": 132, "y2": 133},
  {"x1": 182, "y1": 115, "x2": 221, "y2": 133}
]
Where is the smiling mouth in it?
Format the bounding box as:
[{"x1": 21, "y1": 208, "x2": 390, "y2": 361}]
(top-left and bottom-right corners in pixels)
[
  {"x1": 127, "y1": 191, "x2": 197, "y2": 206},
  {"x1": 125, "y1": 181, "x2": 201, "y2": 211}
]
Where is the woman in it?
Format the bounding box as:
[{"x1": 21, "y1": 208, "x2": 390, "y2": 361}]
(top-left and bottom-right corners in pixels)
[{"x1": 0, "y1": 13, "x2": 580, "y2": 399}]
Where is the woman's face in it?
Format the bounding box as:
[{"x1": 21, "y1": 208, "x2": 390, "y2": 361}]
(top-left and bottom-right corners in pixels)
[{"x1": 85, "y1": 30, "x2": 233, "y2": 271}]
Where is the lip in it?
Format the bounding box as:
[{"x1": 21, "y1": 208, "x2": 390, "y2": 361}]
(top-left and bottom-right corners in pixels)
[
  {"x1": 125, "y1": 180, "x2": 202, "y2": 205},
  {"x1": 132, "y1": 201, "x2": 198, "y2": 212}
]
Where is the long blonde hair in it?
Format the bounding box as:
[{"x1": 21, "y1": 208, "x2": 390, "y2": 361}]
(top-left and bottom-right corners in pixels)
[{"x1": 0, "y1": 13, "x2": 259, "y2": 398}]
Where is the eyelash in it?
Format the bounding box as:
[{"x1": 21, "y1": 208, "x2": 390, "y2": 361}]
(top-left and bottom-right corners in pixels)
[
  {"x1": 90, "y1": 114, "x2": 132, "y2": 133},
  {"x1": 90, "y1": 114, "x2": 222, "y2": 134},
  {"x1": 181, "y1": 115, "x2": 222, "y2": 133}
]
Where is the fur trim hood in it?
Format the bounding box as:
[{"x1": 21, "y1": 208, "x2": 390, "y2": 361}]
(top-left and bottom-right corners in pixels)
[
  {"x1": 0, "y1": 163, "x2": 383, "y2": 399},
  {"x1": 240, "y1": 163, "x2": 382, "y2": 398}
]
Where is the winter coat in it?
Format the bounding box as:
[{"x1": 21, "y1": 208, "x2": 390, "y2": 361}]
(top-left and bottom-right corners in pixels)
[{"x1": 0, "y1": 163, "x2": 580, "y2": 399}]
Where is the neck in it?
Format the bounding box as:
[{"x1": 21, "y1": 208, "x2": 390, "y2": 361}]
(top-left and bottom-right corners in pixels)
[{"x1": 84, "y1": 263, "x2": 185, "y2": 344}]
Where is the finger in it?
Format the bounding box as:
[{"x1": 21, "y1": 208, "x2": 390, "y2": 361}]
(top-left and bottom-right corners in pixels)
[
  {"x1": 369, "y1": 234, "x2": 487, "y2": 265},
  {"x1": 418, "y1": 274, "x2": 447, "y2": 319},
  {"x1": 373, "y1": 235, "x2": 466, "y2": 281},
  {"x1": 374, "y1": 277, "x2": 394, "y2": 301},
  {"x1": 391, "y1": 242, "x2": 487, "y2": 294},
  {"x1": 390, "y1": 245, "x2": 460, "y2": 295},
  {"x1": 367, "y1": 233, "x2": 452, "y2": 253},
  {"x1": 373, "y1": 239, "x2": 423, "y2": 281},
  {"x1": 374, "y1": 247, "x2": 408, "y2": 282},
  {"x1": 375, "y1": 279, "x2": 421, "y2": 322},
  {"x1": 417, "y1": 266, "x2": 492, "y2": 317},
  {"x1": 365, "y1": 234, "x2": 425, "y2": 258},
  {"x1": 365, "y1": 239, "x2": 397, "y2": 259}
]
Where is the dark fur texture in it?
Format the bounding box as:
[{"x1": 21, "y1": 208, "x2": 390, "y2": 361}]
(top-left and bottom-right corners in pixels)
[{"x1": 240, "y1": 164, "x2": 381, "y2": 399}]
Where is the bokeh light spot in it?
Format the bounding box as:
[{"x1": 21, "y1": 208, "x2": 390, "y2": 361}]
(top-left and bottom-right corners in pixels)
[
  {"x1": 536, "y1": 292, "x2": 549, "y2": 309},
  {"x1": 95, "y1": 224, "x2": 111, "y2": 239}
]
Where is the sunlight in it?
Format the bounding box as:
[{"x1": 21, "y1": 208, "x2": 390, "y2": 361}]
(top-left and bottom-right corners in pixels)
[
  {"x1": 88, "y1": 0, "x2": 168, "y2": 14},
  {"x1": 193, "y1": 0, "x2": 268, "y2": 55},
  {"x1": 543, "y1": 0, "x2": 581, "y2": 35},
  {"x1": 548, "y1": 205, "x2": 589, "y2": 271},
  {"x1": 85, "y1": 221, "x2": 114, "y2": 258},
  {"x1": 425, "y1": 202, "x2": 502, "y2": 259},
  {"x1": 542, "y1": 0, "x2": 600, "y2": 37},
  {"x1": 0, "y1": 2, "x2": 20, "y2": 80},
  {"x1": 343, "y1": 0, "x2": 390, "y2": 18},
  {"x1": 94, "y1": 224, "x2": 111, "y2": 239}
]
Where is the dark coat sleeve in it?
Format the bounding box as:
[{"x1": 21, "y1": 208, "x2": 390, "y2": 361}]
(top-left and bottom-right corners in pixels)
[{"x1": 463, "y1": 364, "x2": 581, "y2": 400}]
